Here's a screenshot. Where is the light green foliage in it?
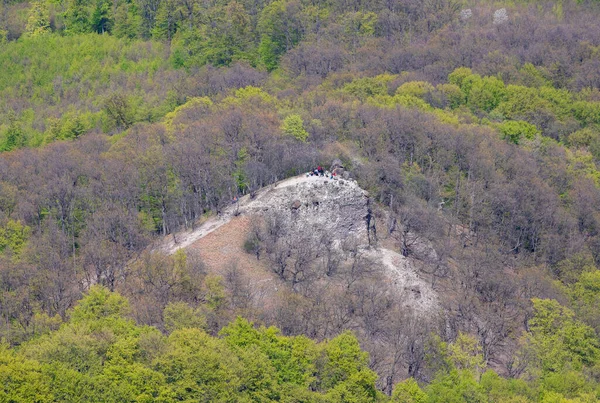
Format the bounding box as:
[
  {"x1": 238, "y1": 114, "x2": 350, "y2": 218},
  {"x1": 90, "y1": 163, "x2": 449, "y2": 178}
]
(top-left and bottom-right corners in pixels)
[
  {"x1": 45, "y1": 112, "x2": 93, "y2": 142},
  {"x1": 0, "y1": 288, "x2": 385, "y2": 401},
  {"x1": 70, "y1": 285, "x2": 130, "y2": 325},
  {"x1": 495, "y1": 85, "x2": 547, "y2": 119},
  {"x1": 163, "y1": 302, "x2": 207, "y2": 333},
  {"x1": 569, "y1": 270, "x2": 600, "y2": 335},
  {"x1": 393, "y1": 94, "x2": 432, "y2": 110},
  {"x1": 518, "y1": 63, "x2": 550, "y2": 88},
  {"x1": 539, "y1": 370, "x2": 594, "y2": 401},
  {"x1": 343, "y1": 11, "x2": 378, "y2": 37},
  {"x1": 479, "y1": 370, "x2": 533, "y2": 402},
  {"x1": 468, "y1": 76, "x2": 507, "y2": 112},
  {"x1": 281, "y1": 114, "x2": 309, "y2": 142},
  {"x1": 163, "y1": 96, "x2": 213, "y2": 133},
  {"x1": 523, "y1": 299, "x2": 600, "y2": 376},
  {"x1": 437, "y1": 83, "x2": 464, "y2": 108},
  {"x1": 28, "y1": 312, "x2": 63, "y2": 338},
  {"x1": 538, "y1": 87, "x2": 575, "y2": 120},
  {"x1": 498, "y1": 120, "x2": 538, "y2": 144},
  {"x1": 432, "y1": 109, "x2": 460, "y2": 125},
  {"x1": 321, "y1": 332, "x2": 375, "y2": 398},
  {"x1": 417, "y1": 334, "x2": 541, "y2": 403},
  {"x1": 426, "y1": 368, "x2": 488, "y2": 403},
  {"x1": 325, "y1": 370, "x2": 379, "y2": 402},
  {"x1": 0, "y1": 34, "x2": 171, "y2": 149},
  {"x1": 344, "y1": 76, "x2": 390, "y2": 100},
  {"x1": 26, "y1": 0, "x2": 51, "y2": 36},
  {"x1": 0, "y1": 346, "x2": 52, "y2": 402},
  {"x1": 391, "y1": 378, "x2": 427, "y2": 403},
  {"x1": 223, "y1": 86, "x2": 277, "y2": 106},
  {"x1": 448, "y1": 332, "x2": 485, "y2": 374},
  {"x1": 448, "y1": 67, "x2": 474, "y2": 88},
  {"x1": 572, "y1": 101, "x2": 600, "y2": 126},
  {"x1": 204, "y1": 274, "x2": 226, "y2": 310},
  {"x1": 449, "y1": 68, "x2": 507, "y2": 113},
  {"x1": 155, "y1": 328, "x2": 244, "y2": 400},
  {"x1": 396, "y1": 81, "x2": 435, "y2": 99},
  {"x1": 568, "y1": 127, "x2": 600, "y2": 148},
  {"x1": 0, "y1": 219, "x2": 31, "y2": 256},
  {"x1": 258, "y1": 34, "x2": 279, "y2": 71},
  {"x1": 566, "y1": 149, "x2": 600, "y2": 187},
  {"x1": 220, "y1": 317, "x2": 319, "y2": 387},
  {"x1": 368, "y1": 93, "x2": 432, "y2": 111}
]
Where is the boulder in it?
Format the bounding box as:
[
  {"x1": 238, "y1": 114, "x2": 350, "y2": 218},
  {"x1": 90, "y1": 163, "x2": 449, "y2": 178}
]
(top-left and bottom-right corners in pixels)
[{"x1": 330, "y1": 159, "x2": 344, "y2": 172}]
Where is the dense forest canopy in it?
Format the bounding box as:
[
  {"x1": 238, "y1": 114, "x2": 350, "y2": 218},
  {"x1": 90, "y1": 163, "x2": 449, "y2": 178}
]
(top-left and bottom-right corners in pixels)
[{"x1": 1, "y1": 0, "x2": 600, "y2": 401}]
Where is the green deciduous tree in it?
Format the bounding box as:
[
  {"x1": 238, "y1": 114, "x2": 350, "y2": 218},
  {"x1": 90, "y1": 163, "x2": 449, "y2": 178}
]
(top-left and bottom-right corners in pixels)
[
  {"x1": 469, "y1": 76, "x2": 507, "y2": 113},
  {"x1": 523, "y1": 299, "x2": 600, "y2": 376},
  {"x1": 281, "y1": 114, "x2": 309, "y2": 142},
  {"x1": 258, "y1": 0, "x2": 303, "y2": 69},
  {"x1": 1, "y1": 112, "x2": 27, "y2": 151},
  {"x1": 163, "y1": 301, "x2": 207, "y2": 333},
  {"x1": 0, "y1": 219, "x2": 31, "y2": 256},
  {"x1": 392, "y1": 378, "x2": 427, "y2": 403},
  {"x1": 498, "y1": 120, "x2": 538, "y2": 144}
]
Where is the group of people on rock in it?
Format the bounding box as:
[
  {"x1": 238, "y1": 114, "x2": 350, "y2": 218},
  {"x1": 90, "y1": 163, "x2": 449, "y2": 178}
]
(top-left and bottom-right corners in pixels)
[{"x1": 307, "y1": 165, "x2": 337, "y2": 180}]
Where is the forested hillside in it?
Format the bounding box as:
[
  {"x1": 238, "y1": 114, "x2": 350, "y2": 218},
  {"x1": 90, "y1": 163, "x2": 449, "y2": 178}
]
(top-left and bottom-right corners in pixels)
[{"x1": 1, "y1": 0, "x2": 600, "y2": 401}]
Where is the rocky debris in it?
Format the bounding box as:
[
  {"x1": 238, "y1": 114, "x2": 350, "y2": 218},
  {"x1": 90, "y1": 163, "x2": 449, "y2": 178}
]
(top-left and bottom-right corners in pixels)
[
  {"x1": 329, "y1": 159, "x2": 349, "y2": 178},
  {"x1": 370, "y1": 248, "x2": 439, "y2": 314},
  {"x1": 493, "y1": 8, "x2": 508, "y2": 25},
  {"x1": 330, "y1": 159, "x2": 344, "y2": 171},
  {"x1": 460, "y1": 8, "x2": 472, "y2": 21}
]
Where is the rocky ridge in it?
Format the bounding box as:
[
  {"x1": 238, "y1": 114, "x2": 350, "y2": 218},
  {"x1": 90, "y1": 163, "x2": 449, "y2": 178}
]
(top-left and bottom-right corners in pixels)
[{"x1": 161, "y1": 174, "x2": 438, "y2": 313}]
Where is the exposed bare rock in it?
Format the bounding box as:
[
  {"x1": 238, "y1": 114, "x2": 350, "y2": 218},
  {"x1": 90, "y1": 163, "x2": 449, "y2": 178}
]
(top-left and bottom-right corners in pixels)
[
  {"x1": 243, "y1": 176, "x2": 370, "y2": 243},
  {"x1": 367, "y1": 248, "x2": 438, "y2": 314},
  {"x1": 161, "y1": 174, "x2": 439, "y2": 313}
]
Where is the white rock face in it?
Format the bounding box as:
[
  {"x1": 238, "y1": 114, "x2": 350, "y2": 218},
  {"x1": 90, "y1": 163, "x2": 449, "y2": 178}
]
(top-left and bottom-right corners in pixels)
[
  {"x1": 460, "y1": 8, "x2": 472, "y2": 21},
  {"x1": 243, "y1": 175, "x2": 370, "y2": 243},
  {"x1": 162, "y1": 174, "x2": 438, "y2": 313},
  {"x1": 369, "y1": 248, "x2": 438, "y2": 314},
  {"x1": 493, "y1": 8, "x2": 508, "y2": 25}
]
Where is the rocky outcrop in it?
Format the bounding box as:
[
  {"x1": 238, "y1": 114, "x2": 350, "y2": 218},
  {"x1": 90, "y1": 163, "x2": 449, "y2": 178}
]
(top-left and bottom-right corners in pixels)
[
  {"x1": 243, "y1": 176, "x2": 370, "y2": 243},
  {"x1": 161, "y1": 174, "x2": 438, "y2": 314}
]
